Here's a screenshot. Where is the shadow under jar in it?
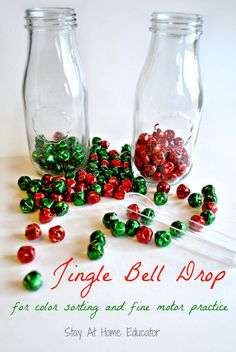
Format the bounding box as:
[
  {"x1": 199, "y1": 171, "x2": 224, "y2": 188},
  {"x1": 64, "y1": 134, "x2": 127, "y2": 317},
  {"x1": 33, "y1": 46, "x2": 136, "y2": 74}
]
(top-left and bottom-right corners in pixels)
[
  {"x1": 133, "y1": 12, "x2": 203, "y2": 185},
  {"x1": 23, "y1": 8, "x2": 89, "y2": 175}
]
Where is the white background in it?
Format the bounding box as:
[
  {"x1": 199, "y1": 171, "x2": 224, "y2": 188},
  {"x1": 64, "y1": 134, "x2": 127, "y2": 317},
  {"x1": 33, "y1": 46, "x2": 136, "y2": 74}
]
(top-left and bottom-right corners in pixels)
[{"x1": 0, "y1": 1, "x2": 236, "y2": 352}]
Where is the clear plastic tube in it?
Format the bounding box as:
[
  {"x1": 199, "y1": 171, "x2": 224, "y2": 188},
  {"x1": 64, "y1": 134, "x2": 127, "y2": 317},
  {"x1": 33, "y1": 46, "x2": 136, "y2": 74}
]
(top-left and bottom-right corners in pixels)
[{"x1": 120, "y1": 193, "x2": 236, "y2": 266}]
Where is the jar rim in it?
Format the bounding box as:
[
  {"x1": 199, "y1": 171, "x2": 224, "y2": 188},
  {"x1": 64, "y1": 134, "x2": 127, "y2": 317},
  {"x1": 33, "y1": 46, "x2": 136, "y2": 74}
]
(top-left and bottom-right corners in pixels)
[
  {"x1": 25, "y1": 7, "x2": 77, "y2": 30},
  {"x1": 25, "y1": 7, "x2": 75, "y2": 17},
  {"x1": 150, "y1": 12, "x2": 203, "y2": 35}
]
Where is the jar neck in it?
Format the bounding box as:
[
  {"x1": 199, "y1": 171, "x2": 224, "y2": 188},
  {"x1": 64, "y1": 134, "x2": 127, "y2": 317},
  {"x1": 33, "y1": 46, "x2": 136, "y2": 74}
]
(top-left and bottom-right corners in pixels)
[
  {"x1": 150, "y1": 12, "x2": 203, "y2": 38},
  {"x1": 25, "y1": 7, "x2": 77, "y2": 31}
]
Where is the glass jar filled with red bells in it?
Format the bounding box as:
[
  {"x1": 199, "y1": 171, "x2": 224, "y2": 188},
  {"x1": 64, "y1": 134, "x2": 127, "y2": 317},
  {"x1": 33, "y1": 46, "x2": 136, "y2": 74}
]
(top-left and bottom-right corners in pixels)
[
  {"x1": 23, "y1": 8, "x2": 89, "y2": 176},
  {"x1": 133, "y1": 12, "x2": 203, "y2": 184}
]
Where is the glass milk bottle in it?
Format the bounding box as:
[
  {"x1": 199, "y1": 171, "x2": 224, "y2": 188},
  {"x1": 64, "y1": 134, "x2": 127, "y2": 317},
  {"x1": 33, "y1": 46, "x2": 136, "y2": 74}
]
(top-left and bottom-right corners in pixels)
[
  {"x1": 23, "y1": 8, "x2": 89, "y2": 175},
  {"x1": 133, "y1": 12, "x2": 203, "y2": 184}
]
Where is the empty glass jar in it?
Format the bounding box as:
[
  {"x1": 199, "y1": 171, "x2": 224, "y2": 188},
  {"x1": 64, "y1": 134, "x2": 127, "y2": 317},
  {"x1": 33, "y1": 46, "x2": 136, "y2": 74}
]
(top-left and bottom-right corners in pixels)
[
  {"x1": 133, "y1": 12, "x2": 203, "y2": 184},
  {"x1": 23, "y1": 8, "x2": 89, "y2": 175}
]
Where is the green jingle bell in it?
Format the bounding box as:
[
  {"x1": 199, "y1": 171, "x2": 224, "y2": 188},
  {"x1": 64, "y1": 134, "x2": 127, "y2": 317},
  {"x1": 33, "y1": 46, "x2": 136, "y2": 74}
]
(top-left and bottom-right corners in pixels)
[
  {"x1": 42, "y1": 187, "x2": 53, "y2": 197},
  {"x1": 28, "y1": 179, "x2": 42, "y2": 194},
  {"x1": 170, "y1": 221, "x2": 187, "y2": 238},
  {"x1": 121, "y1": 144, "x2": 131, "y2": 153},
  {"x1": 92, "y1": 136, "x2": 102, "y2": 145},
  {"x1": 154, "y1": 191, "x2": 168, "y2": 206},
  {"x1": 67, "y1": 136, "x2": 79, "y2": 148},
  {"x1": 155, "y1": 231, "x2": 171, "y2": 247},
  {"x1": 56, "y1": 140, "x2": 68, "y2": 150},
  {"x1": 188, "y1": 193, "x2": 202, "y2": 208},
  {"x1": 98, "y1": 148, "x2": 108, "y2": 157},
  {"x1": 18, "y1": 176, "x2": 31, "y2": 191},
  {"x1": 87, "y1": 241, "x2": 104, "y2": 260},
  {"x1": 87, "y1": 162, "x2": 99, "y2": 173},
  {"x1": 97, "y1": 176, "x2": 106, "y2": 185},
  {"x1": 102, "y1": 212, "x2": 119, "y2": 229},
  {"x1": 123, "y1": 168, "x2": 133, "y2": 179},
  {"x1": 90, "y1": 184, "x2": 102, "y2": 195},
  {"x1": 141, "y1": 208, "x2": 155, "y2": 225},
  {"x1": 125, "y1": 219, "x2": 140, "y2": 237},
  {"x1": 201, "y1": 184, "x2": 215, "y2": 196},
  {"x1": 133, "y1": 176, "x2": 146, "y2": 186},
  {"x1": 90, "y1": 145, "x2": 101, "y2": 154},
  {"x1": 52, "y1": 201, "x2": 69, "y2": 216},
  {"x1": 20, "y1": 198, "x2": 35, "y2": 213},
  {"x1": 44, "y1": 153, "x2": 56, "y2": 164},
  {"x1": 23, "y1": 271, "x2": 43, "y2": 291},
  {"x1": 74, "y1": 192, "x2": 85, "y2": 206},
  {"x1": 65, "y1": 171, "x2": 76, "y2": 179},
  {"x1": 110, "y1": 221, "x2": 126, "y2": 237},
  {"x1": 204, "y1": 193, "x2": 218, "y2": 204},
  {"x1": 134, "y1": 185, "x2": 147, "y2": 195},
  {"x1": 200, "y1": 210, "x2": 215, "y2": 225},
  {"x1": 90, "y1": 230, "x2": 106, "y2": 246},
  {"x1": 58, "y1": 149, "x2": 71, "y2": 162},
  {"x1": 32, "y1": 151, "x2": 42, "y2": 162},
  {"x1": 39, "y1": 197, "x2": 54, "y2": 209},
  {"x1": 65, "y1": 164, "x2": 76, "y2": 172},
  {"x1": 53, "y1": 179, "x2": 66, "y2": 194}
]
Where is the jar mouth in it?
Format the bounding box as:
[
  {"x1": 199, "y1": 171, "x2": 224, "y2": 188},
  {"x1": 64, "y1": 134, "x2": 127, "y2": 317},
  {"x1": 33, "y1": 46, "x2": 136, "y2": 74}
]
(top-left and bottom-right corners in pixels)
[
  {"x1": 150, "y1": 12, "x2": 203, "y2": 35},
  {"x1": 25, "y1": 7, "x2": 77, "y2": 30}
]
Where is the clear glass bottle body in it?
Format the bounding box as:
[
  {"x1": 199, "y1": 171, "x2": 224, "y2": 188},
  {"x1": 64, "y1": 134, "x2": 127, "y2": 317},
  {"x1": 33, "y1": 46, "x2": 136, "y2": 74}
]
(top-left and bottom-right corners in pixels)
[
  {"x1": 133, "y1": 12, "x2": 203, "y2": 185},
  {"x1": 23, "y1": 8, "x2": 89, "y2": 175}
]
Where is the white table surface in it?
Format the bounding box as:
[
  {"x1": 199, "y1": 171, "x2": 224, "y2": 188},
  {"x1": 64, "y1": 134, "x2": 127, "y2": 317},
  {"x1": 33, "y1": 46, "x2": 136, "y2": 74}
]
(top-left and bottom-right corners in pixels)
[{"x1": 0, "y1": 142, "x2": 235, "y2": 352}]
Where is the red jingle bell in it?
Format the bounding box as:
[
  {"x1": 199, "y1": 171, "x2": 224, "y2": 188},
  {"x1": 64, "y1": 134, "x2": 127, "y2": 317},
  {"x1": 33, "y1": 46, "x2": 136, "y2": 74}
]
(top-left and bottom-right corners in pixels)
[
  {"x1": 64, "y1": 188, "x2": 75, "y2": 202},
  {"x1": 54, "y1": 175, "x2": 66, "y2": 182},
  {"x1": 189, "y1": 215, "x2": 205, "y2": 232},
  {"x1": 202, "y1": 202, "x2": 217, "y2": 214},
  {"x1": 153, "y1": 127, "x2": 164, "y2": 139},
  {"x1": 127, "y1": 204, "x2": 140, "y2": 220},
  {"x1": 85, "y1": 173, "x2": 97, "y2": 185},
  {"x1": 34, "y1": 192, "x2": 45, "y2": 208},
  {"x1": 100, "y1": 159, "x2": 109, "y2": 167},
  {"x1": 17, "y1": 245, "x2": 35, "y2": 263},
  {"x1": 66, "y1": 179, "x2": 76, "y2": 189},
  {"x1": 123, "y1": 161, "x2": 130, "y2": 169},
  {"x1": 100, "y1": 140, "x2": 110, "y2": 149},
  {"x1": 41, "y1": 174, "x2": 54, "y2": 188},
  {"x1": 152, "y1": 152, "x2": 165, "y2": 166},
  {"x1": 114, "y1": 190, "x2": 125, "y2": 200},
  {"x1": 164, "y1": 129, "x2": 175, "y2": 141},
  {"x1": 176, "y1": 184, "x2": 191, "y2": 199},
  {"x1": 39, "y1": 208, "x2": 54, "y2": 224},
  {"x1": 25, "y1": 223, "x2": 42, "y2": 240},
  {"x1": 156, "y1": 181, "x2": 170, "y2": 194},
  {"x1": 90, "y1": 153, "x2": 98, "y2": 160},
  {"x1": 158, "y1": 137, "x2": 169, "y2": 148},
  {"x1": 108, "y1": 176, "x2": 119, "y2": 187},
  {"x1": 111, "y1": 159, "x2": 122, "y2": 168},
  {"x1": 174, "y1": 137, "x2": 184, "y2": 147},
  {"x1": 87, "y1": 191, "x2": 101, "y2": 204},
  {"x1": 109, "y1": 149, "x2": 119, "y2": 157},
  {"x1": 162, "y1": 161, "x2": 175, "y2": 175},
  {"x1": 50, "y1": 194, "x2": 64, "y2": 202},
  {"x1": 121, "y1": 179, "x2": 133, "y2": 192},
  {"x1": 75, "y1": 183, "x2": 87, "y2": 192},
  {"x1": 136, "y1": 226, "x2": 153, "y2": 244},
  {"x1": 49, "y1": 225, "x2": 65, "y2": 243},
  {"x1": 103, "y1": 184, "x2": 114, "y2": 197},
  {"x1": 114, "y1": 185, "x2": 126, "y2": 200},
  {"x1": 77, "y1": 169, "x2": 87, "y2": 182},
  {"x1": 137, "y1": 133, "x2": 151, "y2": 145},
  {"x1": 153, "y1": 171, "x2": 162, "y2": 182}
]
